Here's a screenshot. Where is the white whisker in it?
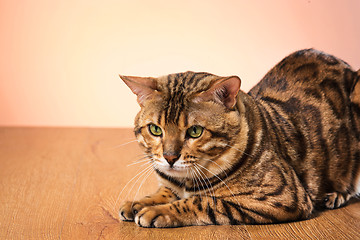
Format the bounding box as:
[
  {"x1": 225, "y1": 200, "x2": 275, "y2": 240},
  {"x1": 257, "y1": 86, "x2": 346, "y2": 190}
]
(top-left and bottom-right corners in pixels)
[
  {"x1": 114, "y1": 163, "x2": 153, "y2": 209},
  {"x1": 123, "y1": 164, "x2": 154, "y2": 203},
  {"x1": 203, "y1": 157, "x2": 229, "y2": 178},
  {"x1": 196, "y1": 163, "x2": 241, "y2": 207},
  {"x1": 191, "y1": 167, "x2": 204, "y2": 199},
  {"x1": 110, "y1": 139, "x2": 138, "y2": 150},
  {"x1": 194, "y1": 164, "x2": 217, "y2": 208},
  {"x1": 131, "y1": 165, "x2": 155, "y2": 208},
  {"x1": 193, "y1": 165, "x2": 210, "y2": 195},
  {"x1": 139, "y1": 157, "x2": 154, "y2": 168},
  {"x1": 126, "y1": 156, "x2": 151, "y2": 167}
]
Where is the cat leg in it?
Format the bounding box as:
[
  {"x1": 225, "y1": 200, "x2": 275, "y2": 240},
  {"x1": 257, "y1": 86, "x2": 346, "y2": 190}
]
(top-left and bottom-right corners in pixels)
[
  {"x1": 134, "y1": 196, "x2": 226, "y2": 228},
  {"x1": 119, "y1": 186, "x2": 178, "y2": 221},
  {"x1": 134, "y1": 194, "x2": 313, "y2": 228}
]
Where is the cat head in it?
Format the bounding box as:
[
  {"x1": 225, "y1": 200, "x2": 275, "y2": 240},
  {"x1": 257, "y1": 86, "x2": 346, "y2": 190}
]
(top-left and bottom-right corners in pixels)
[{"x1": 120, "y1": 71, "x2": 243, "y2": 179}]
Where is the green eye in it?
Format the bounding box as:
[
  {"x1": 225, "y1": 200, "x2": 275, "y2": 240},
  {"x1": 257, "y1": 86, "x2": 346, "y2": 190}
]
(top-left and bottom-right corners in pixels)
[
  {"x1": 187, "y1": 125, "x2": 204, "y2": 138},
  {"x1": 149, "y1": 124, "x2": 162, "y2": 136}
]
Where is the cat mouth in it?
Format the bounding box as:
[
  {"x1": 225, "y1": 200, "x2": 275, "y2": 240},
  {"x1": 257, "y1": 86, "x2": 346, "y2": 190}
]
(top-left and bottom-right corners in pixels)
[
  {"x1": 167, "y1": 166, "x2": 188, "y2": 172},
  {"x1": 157, "y1": 164, "x2": 191, "y2": 178},
  {"x1": 164, "y1": 165, "x2": 189, "y2": 172},
  {"x1": 153, "y1": 158, "x2": 194, "y2": 177}
]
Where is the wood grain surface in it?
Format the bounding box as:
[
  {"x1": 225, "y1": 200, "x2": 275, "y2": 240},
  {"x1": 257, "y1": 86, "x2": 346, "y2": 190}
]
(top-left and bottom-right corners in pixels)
[{"x1": 0, "y1": 127, "x2": 359, "y2": 239}]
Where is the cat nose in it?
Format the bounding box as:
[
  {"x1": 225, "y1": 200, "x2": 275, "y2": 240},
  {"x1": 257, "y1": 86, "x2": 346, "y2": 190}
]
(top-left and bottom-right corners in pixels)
[{"x1": 163, "y1": 153, "x2": 180, "y2": 167}]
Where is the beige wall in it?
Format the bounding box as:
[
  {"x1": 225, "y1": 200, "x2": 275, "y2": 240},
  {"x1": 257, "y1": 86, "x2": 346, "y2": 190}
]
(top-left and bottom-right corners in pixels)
[{"x1": 1, "y1": 0, "x2": 359, "y2": 127}]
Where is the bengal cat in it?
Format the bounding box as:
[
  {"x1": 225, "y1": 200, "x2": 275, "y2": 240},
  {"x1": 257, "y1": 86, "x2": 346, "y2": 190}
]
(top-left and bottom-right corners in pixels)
[{"x1": 119, "y1": 49, "x2": 360, "y2": 228}]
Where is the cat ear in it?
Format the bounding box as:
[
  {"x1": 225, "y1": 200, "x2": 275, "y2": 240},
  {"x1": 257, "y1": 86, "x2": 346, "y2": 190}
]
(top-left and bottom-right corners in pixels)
[
  {"x1": 119, "y1": 75, "x2": 159, "y2": 106},
  {"x1": 194, "y1": 76, "x2": 241, "y2": 109}
]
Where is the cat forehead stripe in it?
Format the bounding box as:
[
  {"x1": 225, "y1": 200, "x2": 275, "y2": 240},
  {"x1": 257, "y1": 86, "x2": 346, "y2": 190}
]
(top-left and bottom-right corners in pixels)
[{"x1": 162, "y1": 72, "x2": 215, "y2": 124}]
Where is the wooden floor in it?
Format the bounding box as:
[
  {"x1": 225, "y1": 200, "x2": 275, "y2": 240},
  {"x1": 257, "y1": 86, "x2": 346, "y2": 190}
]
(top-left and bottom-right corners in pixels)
[{"x1": 0, "y1": 127, "x2": 359, "y2": 239}]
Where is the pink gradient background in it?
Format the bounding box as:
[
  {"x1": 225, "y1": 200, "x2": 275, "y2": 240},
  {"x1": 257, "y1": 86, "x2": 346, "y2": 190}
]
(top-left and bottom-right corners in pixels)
[{"x1": 0, "y1": 0, "x2": 359, "y2": 127}]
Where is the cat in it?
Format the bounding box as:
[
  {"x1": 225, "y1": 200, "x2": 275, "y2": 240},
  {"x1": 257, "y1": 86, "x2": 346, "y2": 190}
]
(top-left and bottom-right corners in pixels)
[{"x1": 119, "y1": 49, "x2": 360, "y2": 228}]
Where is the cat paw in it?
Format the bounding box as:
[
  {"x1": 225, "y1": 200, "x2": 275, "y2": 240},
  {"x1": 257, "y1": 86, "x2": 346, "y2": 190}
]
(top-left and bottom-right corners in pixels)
[
  {"x1": 135, "y1": 206, "x2": 181, "y2": 228},
  {"x1": 324, "y1": 192, "x2": 350, "y2": 209},
  {"x1": 119, "y1": 201, "x2": 144, "y2": 221}
]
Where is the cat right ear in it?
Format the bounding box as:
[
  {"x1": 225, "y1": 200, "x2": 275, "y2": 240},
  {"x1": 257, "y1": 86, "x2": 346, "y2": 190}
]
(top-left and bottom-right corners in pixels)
[
  {"x1": 119, "y1": 75, "x2": 159, "y2": 106},
  {"x1": 193, "y1": 76, "x2": 241, "y2": 109}
]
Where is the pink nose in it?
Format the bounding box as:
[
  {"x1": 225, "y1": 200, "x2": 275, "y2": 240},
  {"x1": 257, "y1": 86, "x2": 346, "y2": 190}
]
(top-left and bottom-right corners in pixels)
[{"x1": 163, "y1": 154, "x2": 179, "y2": 167}]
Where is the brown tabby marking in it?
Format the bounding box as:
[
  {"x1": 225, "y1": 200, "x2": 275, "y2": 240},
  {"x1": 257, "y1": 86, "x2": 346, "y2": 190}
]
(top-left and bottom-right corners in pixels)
[{"x1": 119, "y1": 49, "x2": 360, "y2": 228}]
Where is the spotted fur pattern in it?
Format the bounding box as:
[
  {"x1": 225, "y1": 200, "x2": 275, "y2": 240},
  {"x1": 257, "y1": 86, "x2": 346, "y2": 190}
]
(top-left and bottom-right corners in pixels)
[{"x1": 119, "y1": 49, "x2": 360, "y2": 228}]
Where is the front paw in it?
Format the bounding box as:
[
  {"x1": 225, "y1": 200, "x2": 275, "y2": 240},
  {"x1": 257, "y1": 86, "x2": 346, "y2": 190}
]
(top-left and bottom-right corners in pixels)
[
  {"x1": 135, "y1": 206, "x2": 181, "y2": 228},
  {"x1": 119, "y1": 201, "x2": 144, "y2": 221}
]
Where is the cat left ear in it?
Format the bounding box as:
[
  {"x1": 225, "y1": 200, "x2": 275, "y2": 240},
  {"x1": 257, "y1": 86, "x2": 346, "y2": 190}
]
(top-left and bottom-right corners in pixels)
[
  {"x1": 194, "y1": 76, "x2": 241, "y2": 109},
  {"x1": 119, "y1": 75, "x2": 158, "y2": 106}
]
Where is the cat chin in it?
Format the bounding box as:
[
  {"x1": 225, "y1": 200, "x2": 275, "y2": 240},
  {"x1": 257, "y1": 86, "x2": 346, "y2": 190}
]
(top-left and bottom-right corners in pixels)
[
  {"x1": 156, "y1": 165, "x2": 189, "y2": 179},
  {"x1": 165, "y1": 169, "x2": 189, "y2": 179}
]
